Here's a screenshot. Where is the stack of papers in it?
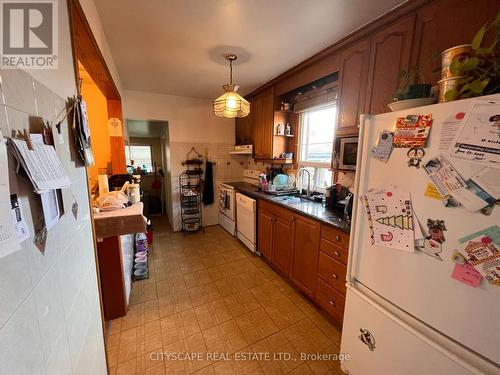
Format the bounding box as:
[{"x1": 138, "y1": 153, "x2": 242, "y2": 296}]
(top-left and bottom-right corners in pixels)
[{"x1": 7, "y1": 138, "x2": 71, "y2": 192}]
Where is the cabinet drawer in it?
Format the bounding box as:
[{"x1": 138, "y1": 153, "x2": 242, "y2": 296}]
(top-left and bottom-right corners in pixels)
[
  {"x1": 259, "y1": 199, "x2": 294, "y2": 221},
  {"x1": 320, "y1": 224, "x2": 349, "y2": 249},
  {"x1": 316, "y1": 278, "x2": 346, "y2": 325},
  {"x1": 320, "y1": 238, "x2": 348, "y2": 265},
  {"x1": 318, "y1": 252, "x2": 347, "y2": 295}
]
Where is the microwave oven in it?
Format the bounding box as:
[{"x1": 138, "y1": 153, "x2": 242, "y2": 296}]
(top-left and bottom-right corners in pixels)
[{"x1": 338, "y1": 137, "x2": 358, "y2": 170}]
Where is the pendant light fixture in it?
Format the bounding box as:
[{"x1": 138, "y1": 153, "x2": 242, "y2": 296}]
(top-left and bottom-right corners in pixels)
[{"x1": 213, "y1": 54, "x2": 250, "y2": 118}]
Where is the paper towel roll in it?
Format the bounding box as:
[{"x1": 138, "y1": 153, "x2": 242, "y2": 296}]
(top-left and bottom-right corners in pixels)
[{"x1": 98, "y1": 174, "x2": 109, "y2": 195}]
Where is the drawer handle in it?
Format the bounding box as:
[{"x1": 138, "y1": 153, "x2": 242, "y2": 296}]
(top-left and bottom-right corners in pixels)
[
  {"x1": 334, "y1": 251, "x2": 341, "y2": 257},
  {"x1": 331, "y1": 273, "x2": 338, "y2": 279},
  {"x1": 335, "y1": 235, "x2": 341, "y2": 242},
  {"x1": 329, "y1": 300, "x2": 336, "y2": 307}
]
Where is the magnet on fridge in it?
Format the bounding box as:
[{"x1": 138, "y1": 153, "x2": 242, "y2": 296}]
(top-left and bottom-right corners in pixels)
[
  {"x1": 407, "y1": 147, "x2": 425, "y2": 168},
  {"x1": 415, "y1": 219, "x2": 447, "y2": 261},
  {"x1": 451, "y1": 250, "x2": 466, "y2": 264}
]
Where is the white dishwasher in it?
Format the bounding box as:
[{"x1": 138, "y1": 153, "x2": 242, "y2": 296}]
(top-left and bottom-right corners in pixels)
[{"x1": 236, "y1": 193, "x2": 257, "y2": 253}]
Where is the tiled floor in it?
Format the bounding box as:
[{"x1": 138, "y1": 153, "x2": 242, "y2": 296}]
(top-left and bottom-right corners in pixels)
[{"x1": 105, "y1": 218, "x2": 344, "y2": 374}]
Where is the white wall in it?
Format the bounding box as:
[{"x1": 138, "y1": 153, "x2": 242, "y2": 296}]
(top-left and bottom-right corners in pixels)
[
  {"x1": 123, "y1": 90, "x2": 244, "y2": 230},
  {"x1": 0, "y1": 1, "x2": 106, "y2": 374},
  {"x1": 123, "y1": 90, "x2": 234, "y2": 143}
]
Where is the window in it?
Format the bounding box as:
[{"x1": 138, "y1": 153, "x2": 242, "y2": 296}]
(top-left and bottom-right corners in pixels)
[
  {"x1": 298, "y1": 106, "x2": 336, "y2": 192},
  {"x1": 125, "y1": 145, "x2": 153, "y2": 173}
]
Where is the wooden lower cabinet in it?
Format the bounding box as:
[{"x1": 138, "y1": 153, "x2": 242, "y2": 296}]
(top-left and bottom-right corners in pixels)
[
  {"x1": 257, "y1": 200, "x2": 350, "y2": 326},
  {"x1": 318, "y1": 251, "x2": 347, "y2": 295},
  {"x1": 257, "y1": 208, "x2": 273, "y2": 260},
  {"x1": 316, "y1": 278, "x2": 346, "y2": 326},
  {"x1": 272, "y1": 216, "x2": 293, "y2": 277},
  {"x1": 290, "y1": 215, "x2": 320, "y2": 299}
]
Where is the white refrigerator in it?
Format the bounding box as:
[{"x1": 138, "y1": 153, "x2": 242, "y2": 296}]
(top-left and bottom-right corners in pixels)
[{"x1": 340, "y1": 95, "x2": 500, "y2": 375}]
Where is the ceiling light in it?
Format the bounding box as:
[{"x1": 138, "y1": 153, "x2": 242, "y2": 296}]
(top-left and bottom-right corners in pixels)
[{"x1": 213, "y1": 54, "x2": 250, "y2": 118}]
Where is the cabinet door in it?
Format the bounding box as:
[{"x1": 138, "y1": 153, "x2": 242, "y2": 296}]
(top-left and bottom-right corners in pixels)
[
  {"x1": 235, "y1": 117, "x2": 245, "y2": 146},
  {"x1": 252, "y1": 96, "x2": 263, "y2": 156},
  {"x1": 272, "y1": 216, "x2": 293, "y2": 277},
  {"x1": 243, "y1": 114, "x2": 253, "y2": 145},
  {"x1": 337, "y1": 38, "x2": 371, "y2": 133},
  {"x1": 412, "y1": 0, "x2": 500, "y2": 85},
  {"x1": 291, "y1": 215, "x2": 321, "y2": 299},
  {"x1": 260, "y1": 87, "x2": 274, "y2": 157},
  {"x1": 257, "y1": 208, "x2": 273, "y2": 260},
  {"x1": 366, "y1": 16, "x2": 415, "y2": 115}
]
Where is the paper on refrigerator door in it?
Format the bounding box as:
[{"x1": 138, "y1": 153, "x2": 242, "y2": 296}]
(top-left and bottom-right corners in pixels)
[
  {"x1": 470, "y1": 167, "x2": 500, "y2": 199},
  {"x1": 458, "y1": 226, "x2": 500, "y2": 286},
  {"x1": 451, "y1": 100, "x2": 500, "y2": 167},
  {"x1": 361, "y1": 187, "x2": 415, "y2": 252},
  {"x1": 0, "y1": 133, "x2": 22, "y2": 257}
]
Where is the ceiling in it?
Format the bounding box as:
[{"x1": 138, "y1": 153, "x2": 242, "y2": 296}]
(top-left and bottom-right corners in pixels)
[
  {"x1": 94, "y1": 0, "x2": 406, "y2": 99},
  {"x1": 127, "y1": 119, "x2": 166, "y2": 138}
]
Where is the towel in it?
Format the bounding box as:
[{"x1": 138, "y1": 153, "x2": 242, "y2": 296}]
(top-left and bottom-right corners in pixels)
[{"x1": 202, "y1": 161, "x2": 214, "y2": 205}]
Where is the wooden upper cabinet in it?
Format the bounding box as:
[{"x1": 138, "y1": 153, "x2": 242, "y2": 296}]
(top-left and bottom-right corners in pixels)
[
  {"x1": 412, "y1": 0, "x2": 500, "y2": 85},
  {"x1": 252, "y1": 86, "x2": 274, "y2": 158},
  {"x1": 257, "y1": 208, "x2": 273, "y2": 260},
  {"x1": 272, "y1": 216, "x2": 293, "y2": 277},
  {"x1": 291, "y1": 215, "x2": 321, "y2": 299},
  {"x1": 235, "y1": 117, "x2": 245, "y2": 146},
  {"x1": 235, "y1": 114, "x2": 253, "y2": 146},
  {"x1": 337, "y1": 38, "x2": 371, "y2": 133},
  {"x1": 366, "y1": 16, "x2": 416, "y2": 115},
  {"x1": 260, "y1": 87, "x2": 274, "y2": 157}
]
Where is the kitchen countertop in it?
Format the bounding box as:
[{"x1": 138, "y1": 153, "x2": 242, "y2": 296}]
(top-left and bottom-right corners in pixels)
[{"x1": 225, "y1": 181, "x2": 350, "y2": 233}]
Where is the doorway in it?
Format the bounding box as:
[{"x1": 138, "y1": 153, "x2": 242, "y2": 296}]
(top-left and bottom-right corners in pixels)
[{"x1": 125, "y1": 119, "x2": 170, "y2": 220}]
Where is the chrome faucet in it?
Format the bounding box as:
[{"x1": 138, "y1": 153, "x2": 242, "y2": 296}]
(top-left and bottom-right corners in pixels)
[{"x1": 296, "y1": 167, "x2": 312, "y2": 198}]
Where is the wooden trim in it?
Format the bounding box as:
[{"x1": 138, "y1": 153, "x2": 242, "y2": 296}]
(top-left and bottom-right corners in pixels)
[
  {"x1": 67, "y1": 0, "x2": 126, "y2": 175},
  {"x1": 67, "y1": 2, "x2": 127, "y2": 371},
  {"x1": 246, "y1": 0, "x2": 430, "y2": 98},
  {"x1": 67, "y1": 0, "x2": 120, "y2": 100}
]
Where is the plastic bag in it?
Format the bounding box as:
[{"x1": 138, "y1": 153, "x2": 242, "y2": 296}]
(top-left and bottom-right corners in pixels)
[{"x1": 95, "y1": 192, "x2": 128, "y2": 211}]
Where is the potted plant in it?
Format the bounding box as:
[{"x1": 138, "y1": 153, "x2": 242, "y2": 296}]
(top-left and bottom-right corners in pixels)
[
  {"x1": 442, "y1": 12, "x2": 500, "y2": 101},
  {"x1": 388, "y1": 65, "x2": 436, "y2": 111}
]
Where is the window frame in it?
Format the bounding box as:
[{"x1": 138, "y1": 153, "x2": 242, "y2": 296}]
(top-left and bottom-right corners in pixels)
[
  {"x1": 297, "y1": 105, "x2": 336, "y2": 192},
  {"x1": 125, "y1": 143, "x2": 154, "y2": 174}
]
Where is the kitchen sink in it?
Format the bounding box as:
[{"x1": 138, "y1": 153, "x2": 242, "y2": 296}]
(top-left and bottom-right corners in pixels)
[{"x1": 273, "y1": 195, "x2": 303, "y2": 203}]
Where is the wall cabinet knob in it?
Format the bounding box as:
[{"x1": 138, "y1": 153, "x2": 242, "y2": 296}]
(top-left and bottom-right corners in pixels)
[
  {"x1": 332, "y1": 273, "x2": 338, "y2": 279},
  {"x1": 329, "y1": 300, "x2": 336, "y2": 307},
  {"x1": 334, "y1": 251, "x2": 341, "y2": 257},
  {"x1": 335, "y1": 235, "x2": 340, "y2": 241}
]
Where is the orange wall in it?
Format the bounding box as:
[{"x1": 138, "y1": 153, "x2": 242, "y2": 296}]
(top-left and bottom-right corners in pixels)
[{"x1": 81, "y1": 79, "x2": 110, "y2": 187}]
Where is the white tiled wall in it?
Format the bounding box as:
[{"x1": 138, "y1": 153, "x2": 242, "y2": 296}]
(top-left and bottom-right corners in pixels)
[
  {"x1": 0, "y1": 68, "x2": 106, "y2": 375},
  {"x1": 169, "y1": 142, "x2": 250, "y2": 231}
]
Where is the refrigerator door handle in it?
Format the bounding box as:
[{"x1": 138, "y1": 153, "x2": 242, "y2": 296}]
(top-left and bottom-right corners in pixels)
[{"x1": 346, "y1": 113, "x2": 370, "y2": 285}]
